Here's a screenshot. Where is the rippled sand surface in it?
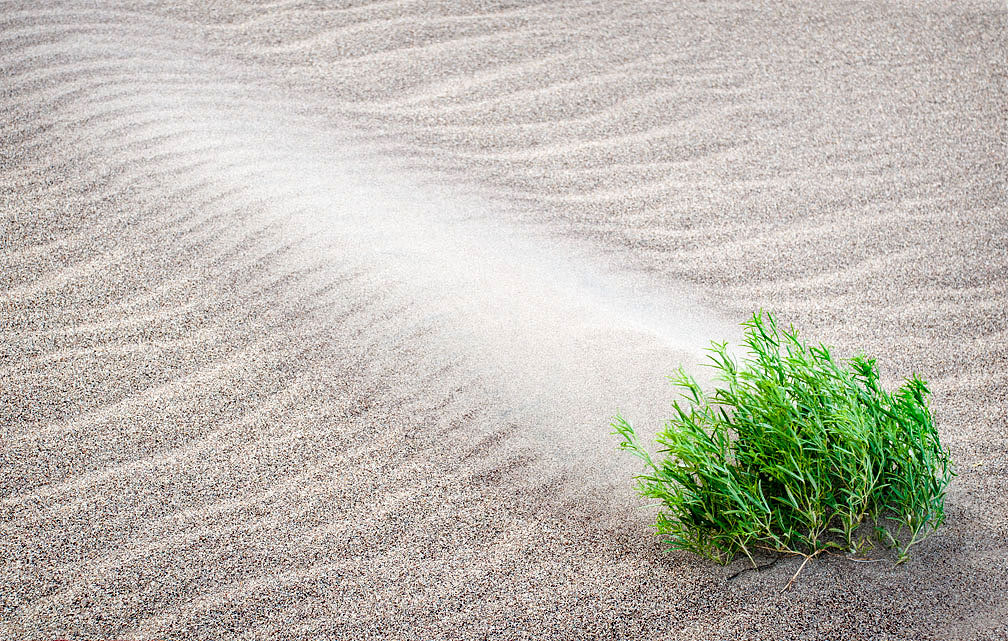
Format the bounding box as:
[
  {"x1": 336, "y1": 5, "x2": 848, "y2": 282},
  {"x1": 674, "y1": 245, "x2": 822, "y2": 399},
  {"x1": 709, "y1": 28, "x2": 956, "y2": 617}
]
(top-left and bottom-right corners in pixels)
[{"x1": 3, "y1": 2, "x2": 1007, "y2": 639}]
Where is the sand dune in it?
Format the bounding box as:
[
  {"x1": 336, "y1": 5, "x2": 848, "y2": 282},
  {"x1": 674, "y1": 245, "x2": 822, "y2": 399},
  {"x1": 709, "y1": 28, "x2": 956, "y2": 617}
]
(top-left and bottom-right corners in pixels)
[{"x1": 2, "y1": 1, "x2": 1007, "y2": 639}]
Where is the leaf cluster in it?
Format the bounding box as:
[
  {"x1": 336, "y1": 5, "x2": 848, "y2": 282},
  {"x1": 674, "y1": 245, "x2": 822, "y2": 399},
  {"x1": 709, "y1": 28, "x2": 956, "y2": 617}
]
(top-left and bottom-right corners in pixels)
[{"x1": 614, "y1": 311, "x2": 953, "y2": 567}]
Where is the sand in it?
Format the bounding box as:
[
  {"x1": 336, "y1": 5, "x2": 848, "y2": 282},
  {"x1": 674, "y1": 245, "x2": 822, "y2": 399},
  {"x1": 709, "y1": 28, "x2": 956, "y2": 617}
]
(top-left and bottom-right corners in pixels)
[{"x1": 2, "y1": 1, "x2": 1006, "y2": 639}]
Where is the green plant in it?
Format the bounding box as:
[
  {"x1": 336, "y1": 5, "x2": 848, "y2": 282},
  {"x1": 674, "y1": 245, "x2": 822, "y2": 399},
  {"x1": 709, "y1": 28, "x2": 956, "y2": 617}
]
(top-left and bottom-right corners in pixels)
[{"x1": 614, "y1": 311, "x2": 953, "y2": 584}]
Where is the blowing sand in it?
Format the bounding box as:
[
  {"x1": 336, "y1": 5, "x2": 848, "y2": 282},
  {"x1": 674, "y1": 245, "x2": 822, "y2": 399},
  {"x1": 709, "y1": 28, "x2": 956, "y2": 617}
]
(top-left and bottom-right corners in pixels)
[{"x1": 2, "y1": 1, "x2": 1007, "y2": 639}]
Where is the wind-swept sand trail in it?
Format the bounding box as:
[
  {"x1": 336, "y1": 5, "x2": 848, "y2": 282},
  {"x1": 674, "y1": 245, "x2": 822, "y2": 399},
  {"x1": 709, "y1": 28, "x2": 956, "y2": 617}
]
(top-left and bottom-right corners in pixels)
[{"x1": 2, "y1": 1, "x2": 1006, "y2": 639}]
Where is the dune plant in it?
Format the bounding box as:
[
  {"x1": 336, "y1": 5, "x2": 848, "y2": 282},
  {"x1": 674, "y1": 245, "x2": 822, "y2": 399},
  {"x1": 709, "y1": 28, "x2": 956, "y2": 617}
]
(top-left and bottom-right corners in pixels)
[{"x1": 614, "y1": 311, "x2": 953, "y2": 585}]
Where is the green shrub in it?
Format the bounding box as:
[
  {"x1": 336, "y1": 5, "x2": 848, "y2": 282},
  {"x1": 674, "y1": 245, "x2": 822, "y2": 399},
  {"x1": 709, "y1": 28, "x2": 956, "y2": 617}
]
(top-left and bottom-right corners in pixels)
[{"x1": 614, "y1": 311, "x2": 953, "y2": 575}]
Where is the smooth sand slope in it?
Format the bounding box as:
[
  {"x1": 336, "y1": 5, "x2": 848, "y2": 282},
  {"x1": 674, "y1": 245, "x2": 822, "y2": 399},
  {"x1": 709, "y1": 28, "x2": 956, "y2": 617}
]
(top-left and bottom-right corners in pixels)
[{"x1": 2, "y1": 1, "x2": 1007, "y2": 639}]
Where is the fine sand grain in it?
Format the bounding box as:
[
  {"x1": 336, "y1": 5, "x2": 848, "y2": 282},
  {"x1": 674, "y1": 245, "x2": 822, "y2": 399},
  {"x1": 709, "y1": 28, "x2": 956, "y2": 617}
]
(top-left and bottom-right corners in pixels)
[{"x1": 2, "y1": 1, "x2": 1007, "y2": 639}]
